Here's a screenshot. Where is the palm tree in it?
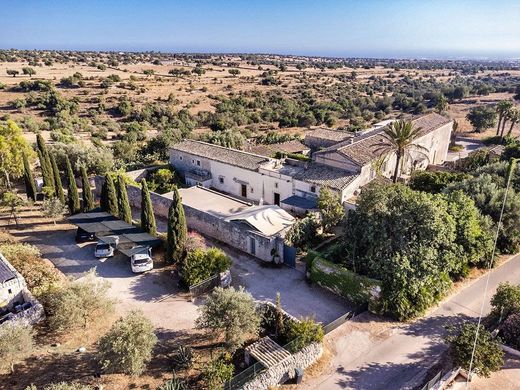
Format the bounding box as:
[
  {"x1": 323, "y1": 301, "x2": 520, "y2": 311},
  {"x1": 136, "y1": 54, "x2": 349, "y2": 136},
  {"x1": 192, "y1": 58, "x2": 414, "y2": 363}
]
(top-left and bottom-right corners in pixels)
[
  {"x1": 372, "y1": 120, "x2": 429, "y2": 183},
  {"x1": 505, "y1": 108, "x2": 520, "y2": 138},
  {"x1": 496, "y1": 100, "x2": 513, "y2": 136}
]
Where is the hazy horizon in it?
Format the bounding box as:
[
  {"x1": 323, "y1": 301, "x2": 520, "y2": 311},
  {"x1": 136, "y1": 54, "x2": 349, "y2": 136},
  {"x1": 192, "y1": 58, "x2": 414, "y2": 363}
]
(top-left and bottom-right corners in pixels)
[{"x1": 4, "y1": 0, "x2": 520, "y2": 61}]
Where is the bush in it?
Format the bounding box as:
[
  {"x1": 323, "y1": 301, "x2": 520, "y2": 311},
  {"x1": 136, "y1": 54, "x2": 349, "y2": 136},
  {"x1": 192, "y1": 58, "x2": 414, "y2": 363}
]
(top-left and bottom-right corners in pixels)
[
  {"x1": 181, "y1": 247, "x2": 231, "y2": 286},
  {"x1": 196, "y1": 287, "x2": 260, "y2": 352},
  {"x1": 44, "y1": 270, "x2": 114, "y2": 332},
  {"x1": 98, "y1": 310, "x2": 157, "y2": 375},
  {"x1": 0, "y1": 242, "x2": 62, "y2": 297},
  {"x1": 201, "y1": 355, "x2": 234, "y2": 390},
  {"x1": 409, "y1": 171, "x2": 469, "y2": 193},
  {"x1": 0, "y1": 320, "x2": 35, "y2": 374},
  {"x1": 501, "y1": 313, "x2": 520, "y2": 349},
  {"x1": 445, "y1": 323, "x2": 504, "y2": 377},
  {"x1": 286, "y1": 317, "x2": 324, "y2": 352},
  {"x1": 490, "y1": 282, "x2": 520, "y2": 320},
  {"x1": 284, "y1": 214, "x2": 320, "y2": 249},
  {"x1": 147, "y1": 168, "x2": 177, "y2": 194}
]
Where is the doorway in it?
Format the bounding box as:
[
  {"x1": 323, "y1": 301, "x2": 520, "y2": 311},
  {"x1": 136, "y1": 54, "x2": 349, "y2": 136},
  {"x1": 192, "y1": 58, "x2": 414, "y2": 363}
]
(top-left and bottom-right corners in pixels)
[
  {"x1": 274, "y1": 192, "x2": 280, "y2": 206},
  {"x1": 241, "y1": 184, "x2": 247, "y2": 198},
  {"x1": 250, "y1": 237, "x2": 256, "y2": 255}
]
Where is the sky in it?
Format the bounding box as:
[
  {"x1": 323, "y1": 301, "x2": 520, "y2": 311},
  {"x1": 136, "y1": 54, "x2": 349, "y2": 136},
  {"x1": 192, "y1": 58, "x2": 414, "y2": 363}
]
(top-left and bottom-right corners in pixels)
[{"x1": 4, "y1": 0, "x2": 520, "y2": 59}]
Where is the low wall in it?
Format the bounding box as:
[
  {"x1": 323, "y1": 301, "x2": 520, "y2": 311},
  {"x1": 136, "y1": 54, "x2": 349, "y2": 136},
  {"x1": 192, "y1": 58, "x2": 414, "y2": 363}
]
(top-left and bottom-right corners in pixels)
[
  {"x1": 240, "y1": 342, "x2": 322, "y2": 390},
  {"x1": 309, "y1": 257, "x2": 381, "y2": 307}
]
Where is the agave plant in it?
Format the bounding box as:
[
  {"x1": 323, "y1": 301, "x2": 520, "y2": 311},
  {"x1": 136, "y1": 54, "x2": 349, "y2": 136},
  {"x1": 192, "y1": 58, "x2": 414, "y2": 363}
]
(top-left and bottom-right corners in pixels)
[
  {"x1": 172, "y1": 345, "x2": 193, "y2": 370},
  {"x1": 156, "y1": 373, "x2": 187, "y2": 390}
]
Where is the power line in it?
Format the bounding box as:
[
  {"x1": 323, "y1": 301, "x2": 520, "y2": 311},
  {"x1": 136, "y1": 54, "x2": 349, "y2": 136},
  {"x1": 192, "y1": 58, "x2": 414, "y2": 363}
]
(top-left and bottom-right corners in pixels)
[{"x1": 466, "y1": 158, "x2": 518, "y2": 387}]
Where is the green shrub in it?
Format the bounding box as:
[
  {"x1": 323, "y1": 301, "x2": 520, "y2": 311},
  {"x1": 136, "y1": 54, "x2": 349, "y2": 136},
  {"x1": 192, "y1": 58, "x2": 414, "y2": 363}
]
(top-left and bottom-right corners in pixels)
[
  {"x1": 201, "y1": 355, "x2": 234, "y2": 390},
  {"x1": 181, "y1": 247, "x2": 231, "y2": 286},
  {"x1": 98, "y1": 310, "x2": 157, "y2": 375},
  {"x1": 501, "y1": 313, "x2": 520, "y2": 349},
  {"x1": 0, "y1": 320, "x2": 35, "y2": 374},
  {"x1": 286, "y1": 317, "x2": 324, "y2": 352},
  {"x1": 445, "y1": 323, "x2": 504, "y2": 377},
  {"x1": 171, "y1": 345, "x2": 193, "y2": 370},
  {"x1": 490, "y1": 282, "x2": 520, "y2": 320},
  {"x1": 147, "y1": 168, "x2": 178, "y2": 194}
]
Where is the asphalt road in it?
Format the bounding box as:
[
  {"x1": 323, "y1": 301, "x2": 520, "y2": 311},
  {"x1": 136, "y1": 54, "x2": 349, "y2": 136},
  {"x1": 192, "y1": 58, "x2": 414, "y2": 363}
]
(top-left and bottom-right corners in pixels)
[{"x1": 302, "y1": 254, "x2": 520, "y2": 390}]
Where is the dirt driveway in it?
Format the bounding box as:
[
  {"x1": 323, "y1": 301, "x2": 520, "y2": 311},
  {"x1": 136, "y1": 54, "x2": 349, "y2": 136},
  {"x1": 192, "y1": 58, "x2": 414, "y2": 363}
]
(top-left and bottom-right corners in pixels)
[{"x1": 6, "y1": 208, "x2": 199, "y2": 336}]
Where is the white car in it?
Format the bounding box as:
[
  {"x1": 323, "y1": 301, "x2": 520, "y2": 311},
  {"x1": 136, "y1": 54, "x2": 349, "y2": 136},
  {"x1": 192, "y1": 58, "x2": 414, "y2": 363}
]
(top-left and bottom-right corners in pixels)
[
  {"x1": 131, "y1": 248, "x2": 153, "y2": 273},
  {"x1": 94, "y1": 236, "x2": 119, "y2": 258}
]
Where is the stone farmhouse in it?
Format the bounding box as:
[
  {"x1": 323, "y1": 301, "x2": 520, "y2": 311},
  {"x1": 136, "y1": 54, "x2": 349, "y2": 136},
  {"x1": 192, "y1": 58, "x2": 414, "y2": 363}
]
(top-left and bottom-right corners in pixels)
[{"x1": 169, "y1": 113, "x2": 453, "y2": 214}]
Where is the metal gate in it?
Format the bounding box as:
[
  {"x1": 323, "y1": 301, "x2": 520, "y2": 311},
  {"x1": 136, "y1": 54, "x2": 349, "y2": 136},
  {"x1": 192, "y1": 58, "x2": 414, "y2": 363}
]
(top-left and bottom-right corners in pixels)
[{"x1": 283, "y1": 245, "x2": 297, "y2": 268}]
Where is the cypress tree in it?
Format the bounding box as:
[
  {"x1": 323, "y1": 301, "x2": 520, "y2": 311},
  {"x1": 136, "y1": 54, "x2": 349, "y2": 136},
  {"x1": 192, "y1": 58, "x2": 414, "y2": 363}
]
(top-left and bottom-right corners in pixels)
[
  {"x1": 22, "y1": 151, "x2": 37, "y2": 201},
  {"x1": 117, "y1": 175, "x2": 132, "y2": 223},
  {"x1": 104, "y1": 174, "x2": 119, "y2": 217},
  {"x1": 80, "y1": 166, "x2": 95, "y2": 212},
  {"x1": 36, "y1": 134, "x2": 54, "y2": 190},
  {"x1": 100, "y1": 179, "x2": 108, "y2": 211},
  {"x1": 140, "y1": 179, "x2": 156, "y2": 236},
  {"x1": 167, "y1": 185, "x2": 187, "y2": 263},
  {"x1": 65, "y1": 156, "x2": 80, "y2": 214},
  {"x1": 50, "y1": 153, "x2": 65, "y2": 204}
]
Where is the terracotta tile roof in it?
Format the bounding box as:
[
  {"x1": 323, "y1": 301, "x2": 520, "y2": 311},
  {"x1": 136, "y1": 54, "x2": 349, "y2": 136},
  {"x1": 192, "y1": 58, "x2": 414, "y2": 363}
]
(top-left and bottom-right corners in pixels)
[
  {"x1": 171, "y1": 140, "x2": 270, "y2": 171},
  {"x1": 305, "y1": 128, "x2": 353, "y2": 143},
  {"x1": 243, "y1": 140, "x2": 309, "y2": 157},
  {"x1": 293, "y1": 163, "x2": 359, "y2": 191},
  {"x1": 317, "y1": 113, "x2": 452, "y2": 167}
]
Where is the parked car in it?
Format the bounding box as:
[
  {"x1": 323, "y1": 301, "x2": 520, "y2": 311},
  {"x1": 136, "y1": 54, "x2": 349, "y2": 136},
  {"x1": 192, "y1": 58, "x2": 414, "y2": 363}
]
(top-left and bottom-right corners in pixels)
[
  {"x1": 94, "y1": 236, "x2": 119, "y2": 258},
  {"x1": 75, "y1": 227, "x2": 95, "y2": 243},
  {"x1": 130, "y1": 247, "x2": 153, "y2": 273}
]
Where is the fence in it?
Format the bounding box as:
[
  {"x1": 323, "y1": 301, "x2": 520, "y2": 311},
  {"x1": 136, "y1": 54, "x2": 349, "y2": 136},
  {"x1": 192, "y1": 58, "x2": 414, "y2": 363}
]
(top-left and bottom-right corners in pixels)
[
  {"x1": 421, "y1": 370, "x2": 443, "y2": 390},
  {"x1": 223, "y1": 361, "x2": 266, "y2": 390},
  {"x1": 189, "y1": 274, "x2": 221, "y2": 298}
]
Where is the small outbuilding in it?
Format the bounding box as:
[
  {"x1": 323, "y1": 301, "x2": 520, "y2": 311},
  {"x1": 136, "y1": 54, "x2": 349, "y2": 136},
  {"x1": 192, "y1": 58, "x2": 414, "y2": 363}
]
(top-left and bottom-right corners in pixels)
[{"x1": 163, "y1": 186, "x2": 297, "y2": 265}]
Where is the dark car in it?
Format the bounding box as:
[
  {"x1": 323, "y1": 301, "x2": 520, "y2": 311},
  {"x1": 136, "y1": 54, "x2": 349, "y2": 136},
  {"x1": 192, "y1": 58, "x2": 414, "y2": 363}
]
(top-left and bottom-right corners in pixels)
[{"x1": 75, "y1": 227, "x2": 96, "y2": 243}]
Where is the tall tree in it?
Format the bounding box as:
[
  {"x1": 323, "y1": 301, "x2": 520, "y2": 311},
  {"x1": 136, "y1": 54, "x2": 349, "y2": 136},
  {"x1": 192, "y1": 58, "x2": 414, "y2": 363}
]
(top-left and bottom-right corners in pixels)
[
  {"x1": 22, "y1": 150, "x2": 37, "y2": 201},
  {"x1": 506, "y1": 108, "x2": 520, "y2": 138},
  {"x1": 36, "y1": 133, "x2": 54, "y2": 191},
  {"x1": 435, "y1": 94, "x2": 448, "y2": 114},
  {"x1": 167, "y1": 186, "x2": 187, "y2": 263},
  {"x1": 372, "y1": 120, "x2": 429, "y2": 183},
  {"x1": 496, "y1": 100, "x2": 513, "y2": 136},
  {"x1": 101, "y1": 174, "x2": 118, "y2": 216},
  {"x1": 50, "y1": 153, "x2": 65, "y2": 204},
  {"x1": 65, "y1": 155, "x2": 81, "y2": 214},
  {"x1": 140, "y1": 179, "x2": 157, "y2": 236},
  {"x1": 117, "y1": 175, "x2": 132, "y2": 223},
  {"x1": 0, "y1": 120, "x2": 34, "y2": 190},
  {"x1": 80, "y1": 166, "x2": 94, "y2": 212}
]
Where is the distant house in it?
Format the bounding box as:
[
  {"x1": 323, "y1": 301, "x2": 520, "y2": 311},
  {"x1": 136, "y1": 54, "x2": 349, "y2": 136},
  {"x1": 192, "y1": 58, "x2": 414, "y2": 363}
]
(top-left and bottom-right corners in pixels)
[{"x1": 169, "y1": 113, "x2": 453, "y2": 213}]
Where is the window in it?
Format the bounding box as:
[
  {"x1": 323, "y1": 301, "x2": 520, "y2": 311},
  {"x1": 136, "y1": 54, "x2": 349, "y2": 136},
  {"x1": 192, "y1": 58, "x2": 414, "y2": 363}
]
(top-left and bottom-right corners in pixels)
[
  {"x1": 219, "y1": 176, "x2": 224, "y2": 184},
  {"x1": 274, "y1": 182, "x2": 279, "y2": 189},
  {"x1": 8, "y1": 288, "x2": 12, "y2": 294},
  {"x1": 310, "y1": 185, "x2": 316, "y2": 193},
  {"x1": 196, "y1": 160, "x2": 201, "y2": 166},
  {"x1": 179, "y1": 156, "x2": 183, "y2": 161}
]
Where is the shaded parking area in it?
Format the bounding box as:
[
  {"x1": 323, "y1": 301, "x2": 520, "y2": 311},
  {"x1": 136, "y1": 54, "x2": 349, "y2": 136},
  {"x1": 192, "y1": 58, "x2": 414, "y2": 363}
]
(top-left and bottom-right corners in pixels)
[{"x1": 9, "y1": 210, "x2": 199, "y2": 335}]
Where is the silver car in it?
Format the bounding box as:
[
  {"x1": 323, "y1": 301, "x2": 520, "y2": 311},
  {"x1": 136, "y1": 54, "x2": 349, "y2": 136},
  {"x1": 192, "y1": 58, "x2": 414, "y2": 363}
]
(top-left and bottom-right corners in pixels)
[{"x1": 94, "y1": 236, "x2": 119, "y2": 258}]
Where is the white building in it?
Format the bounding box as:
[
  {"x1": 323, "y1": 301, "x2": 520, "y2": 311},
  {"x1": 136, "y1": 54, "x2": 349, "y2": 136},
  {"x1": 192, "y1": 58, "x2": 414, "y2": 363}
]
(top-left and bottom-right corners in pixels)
[{"x1": 169, "y1": 113, "x2": 453, "y2": 213}]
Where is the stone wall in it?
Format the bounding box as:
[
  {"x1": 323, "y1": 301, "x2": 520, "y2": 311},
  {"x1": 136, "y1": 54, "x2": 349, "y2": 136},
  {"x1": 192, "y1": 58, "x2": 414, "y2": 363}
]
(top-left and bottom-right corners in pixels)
[{"x1": 240, "y1": 342, "x2": 323, "y2": 390}]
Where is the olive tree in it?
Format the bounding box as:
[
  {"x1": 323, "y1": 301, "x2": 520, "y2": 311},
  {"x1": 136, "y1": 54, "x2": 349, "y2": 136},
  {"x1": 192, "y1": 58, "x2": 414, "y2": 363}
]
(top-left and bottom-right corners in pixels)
[
  {"x1": 196, "y1": 287, "x2": 260, "y2": 352},
  {"x1": 0, "y1": 320, "x2": 35, "y2": 373},
  {"x1": 98, "y1": 310, "x2": 157, "y2": 375}
]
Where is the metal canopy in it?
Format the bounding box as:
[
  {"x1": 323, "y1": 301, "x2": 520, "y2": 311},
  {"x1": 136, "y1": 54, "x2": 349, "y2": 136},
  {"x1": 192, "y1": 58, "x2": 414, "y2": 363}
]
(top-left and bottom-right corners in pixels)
[
  {"x1": 68, "y1": 212, "x2": 163, "y2": 254},
  {"x1": 68, "y1": 211, "x2": 116, "y2": 224}
]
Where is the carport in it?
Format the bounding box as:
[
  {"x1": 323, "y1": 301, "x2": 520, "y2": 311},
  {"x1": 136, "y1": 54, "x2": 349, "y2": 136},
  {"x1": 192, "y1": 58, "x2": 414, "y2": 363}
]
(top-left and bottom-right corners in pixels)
[{"x1": 68, "y1": 212, "x2": 162, "y2": 256}]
